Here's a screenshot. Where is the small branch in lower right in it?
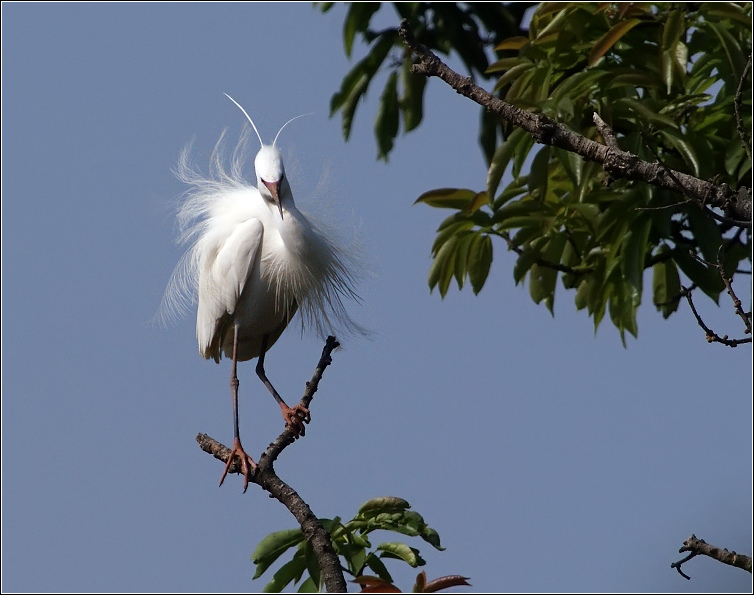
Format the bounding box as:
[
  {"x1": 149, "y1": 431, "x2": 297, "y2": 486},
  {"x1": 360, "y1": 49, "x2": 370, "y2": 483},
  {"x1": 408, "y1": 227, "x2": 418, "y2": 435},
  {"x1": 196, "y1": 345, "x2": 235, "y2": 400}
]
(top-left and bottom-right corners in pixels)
[{"x1": 671, "y1": 534, "x2": 752, "y2": 579}]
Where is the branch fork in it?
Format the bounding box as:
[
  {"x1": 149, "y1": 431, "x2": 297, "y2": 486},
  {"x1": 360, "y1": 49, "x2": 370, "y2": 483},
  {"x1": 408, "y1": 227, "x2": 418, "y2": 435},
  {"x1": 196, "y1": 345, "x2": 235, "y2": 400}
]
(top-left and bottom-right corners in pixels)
[{"x1": 196, "y1": 336, "x2": 346, "y2": 593}]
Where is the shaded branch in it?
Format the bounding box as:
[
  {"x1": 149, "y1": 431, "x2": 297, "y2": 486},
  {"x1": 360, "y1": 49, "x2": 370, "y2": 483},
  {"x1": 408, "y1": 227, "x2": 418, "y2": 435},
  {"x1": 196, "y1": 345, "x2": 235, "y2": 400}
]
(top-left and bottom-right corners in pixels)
[
  {"x1": 638, "y1": 130, "x2": 752, "y2": 231},
  {"x1": 593, "y1": 113, "x2": 620, "y2": 150},
  {"x1": 671, "y1": 534, "x2": 752, "y2": 579},
  {"x1": 690, "y1": 250, "x2": 753, "y2": 336},
  {"x1": 196, "y1": 336, "x2": 346, "y2": 593},
  {"x1": 680, "y1": 286, "x2": 752, "y2": 347},
  {"x1": 397, "y1": 20, "x2": 752, "y2": 226}
]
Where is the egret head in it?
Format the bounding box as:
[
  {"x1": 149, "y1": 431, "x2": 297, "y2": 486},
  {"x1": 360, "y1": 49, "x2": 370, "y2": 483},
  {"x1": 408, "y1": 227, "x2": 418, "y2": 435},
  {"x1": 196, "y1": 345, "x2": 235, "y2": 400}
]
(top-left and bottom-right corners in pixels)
[
  {"x1": 255, "y1": 145, "x2": 285, "y2": 220},
  {"x1": 223, "y1": 93, "x2": 311, "y2": 221}
]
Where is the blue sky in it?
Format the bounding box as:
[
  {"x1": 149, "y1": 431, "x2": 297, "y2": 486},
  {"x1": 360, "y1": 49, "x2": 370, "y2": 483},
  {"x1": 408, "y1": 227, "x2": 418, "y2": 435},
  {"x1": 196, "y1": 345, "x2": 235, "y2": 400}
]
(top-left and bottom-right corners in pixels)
[{"x1": 2, "y1": 3, "x2": 751, "y2": 593}]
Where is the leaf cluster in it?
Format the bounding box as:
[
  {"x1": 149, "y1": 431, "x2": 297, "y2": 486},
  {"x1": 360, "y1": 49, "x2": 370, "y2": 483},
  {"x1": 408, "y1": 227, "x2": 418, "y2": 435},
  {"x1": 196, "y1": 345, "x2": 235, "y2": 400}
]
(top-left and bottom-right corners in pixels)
[
  {"x1": 320, "y1": 2, "x2": 535, "y2": 159},
  {"x1": 251, "y1": 496, "x2": 446, "y2": 592},
  {"x1": 326, "y1": 2, "x2": 752, "y2": 343}
]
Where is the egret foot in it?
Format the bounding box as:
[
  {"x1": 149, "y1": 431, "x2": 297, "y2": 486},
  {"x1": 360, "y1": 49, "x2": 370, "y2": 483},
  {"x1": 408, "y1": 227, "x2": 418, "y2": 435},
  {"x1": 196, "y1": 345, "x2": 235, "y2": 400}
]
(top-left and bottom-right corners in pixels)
[
  {"x1": 281, "y1": 403, "x2": 310, "y2": 437},
  {"x1": 219, "y1": 437, "x2": 257, "y2": 493}
]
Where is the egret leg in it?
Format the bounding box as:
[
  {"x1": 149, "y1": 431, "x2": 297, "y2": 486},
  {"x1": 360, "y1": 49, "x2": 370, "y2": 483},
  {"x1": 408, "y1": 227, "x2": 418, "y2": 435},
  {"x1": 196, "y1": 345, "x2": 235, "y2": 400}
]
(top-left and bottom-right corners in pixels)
[
  {"x1": 219, "y1": 325, "x2": 256, "y2": 492},
  {"x1": 256, "y1": 334, "x2": 311, "y2": 437}
]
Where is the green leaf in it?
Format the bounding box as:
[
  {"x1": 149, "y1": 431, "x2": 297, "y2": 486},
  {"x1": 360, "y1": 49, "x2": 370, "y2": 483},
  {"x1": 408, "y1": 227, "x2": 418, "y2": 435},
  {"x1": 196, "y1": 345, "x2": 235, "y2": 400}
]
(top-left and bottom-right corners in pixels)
[
  {"x1": 589, "y1": 19, "x2": 642, "y2": 66},
  {"x1": 673, "y1": 247, "x2": 724, "y2": 300},
  {"x1": 467, "y1": 234, "x2": 493, "y2": 294},
  {"x1": 524, "y1": 64, "x2": 553, "y2": 103},
  {"x1": 421, "y1": 527, "x2": 444, "y2": 551},
  {"x1": 608, "y1": 278, "x2": 636, "y2": 344},
  {"x1": 337, "y1": 74, "x2": 369, "y2": 141},
  {"x1": 330, "y1": 32, "x2": 396, "y2": 139},
  {"x1": 550, "y1": 70, "x2": 608, "y2": 105},
  {"x1": 529, "y1": 234, "x2": 566, "y2": 313},
  {"x1": 358, "y1": 497, "x2": 411, "y2": 515},
  {"x1": 685, "y1": 207, "x2": 724, "y2": 264},
  {"x1": 614, "y1": 97, "x2": 678, "y2": 129},
  {"x1": 652, "y1": 247, "x2": 681, "y2": 318},
  {"x1": 493, "y1": 61, "x2": 534, "y2": 92},
  {"x1": 528, "y1": 147, "x2": 551, "y2": 200},
  {"x1": 657, "y1": 128, "x2": 700, "y2": 176},
  {"x1": 658, "y1": 93, "x2": 711, "y2": 115},
  {"x1": 252, "y1": 529, "x2": 305, "y2": 579},
  {"x1": 661, "y1": 10, "x2": 685, "y2": 52},
  {"x1": 365, "y1": 553, "x2": 393, "y2": 583},
  {"x1": 343, "y1": 3, "x2": 381, "y2": 58},
  {"x1": 620, "y1": 213, "x2": 652, "y2": 308},
  {"x1": 487, "y1": 128, "x2": 528, "y2": 201},
  {"x1": 725, "y1": 139, "x2": 747, "y2": 179},
  {"x1": 479, "y1": 105, "x2": 501, "y2": 165},
  {"x1": 660, "y1": 43, "x2": 687, "y2": 96},
  {"x1": 552, "y1": 147, "x2": 583, "y2": 189},
  {"x1": 513, "y1": 248, "x2": 539, "y2": 285},
  {"x1": 493, "y1": 199, "x2": 548, "y2": 223},
  {"x1": 493, "y1": 178, "x2": 529, "y2": 210},
  {"x1": 376, "y1": 543, "x2": 425, "y2": 568},
  {"x1": 375, "y1": 70, "x2": 400, "y2": 160},
  {"x1": 486, "y1": 55, "x2": 531, "y2": 74},
  {"x1": 428, "y1": 235, "x2": 458, "y2": 296},
  {"x1": 297, "y1": 577, "x2": 318, "y2": 593},
  {"x1": 401, "y1": 57, "x2": 427, "y2": 133},
  {"x1": 415, "y1": 188, "x2": 478, "y2": 210},
  {"x1": 494, "y1": 35, "x2": 529, "y2": 51},
  {"x1": 431, "y1": 217, "x2": 474, "y2": 254},
  {"x1": 262, "y1": 555, "x2": 307, "y2": 593},
  {"x1": 702, "y1": 2, "x2": 754, "y2": 26},
  {"x1": 510, "y1": 134, "x2": 535, "y2": 179},
  {"x1": 453, "y1": 231, "x2": 476, "y2": 289},
  {"x1": 574, "y1": 271, "x2": 601, "y2": 312},
  {"x1": 706, "y1": 21, "x2": 746, "y2": 79},
  {"x1": 304, "y1": 541, "x2": 321, "y2": 592}
]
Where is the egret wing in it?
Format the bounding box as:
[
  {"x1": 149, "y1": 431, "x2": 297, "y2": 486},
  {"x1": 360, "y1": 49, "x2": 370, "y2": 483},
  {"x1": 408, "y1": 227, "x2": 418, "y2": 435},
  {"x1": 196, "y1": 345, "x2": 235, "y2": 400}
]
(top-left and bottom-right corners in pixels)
[{"x1": 197, "y1": 218, "x2": 264, "y2": 360}]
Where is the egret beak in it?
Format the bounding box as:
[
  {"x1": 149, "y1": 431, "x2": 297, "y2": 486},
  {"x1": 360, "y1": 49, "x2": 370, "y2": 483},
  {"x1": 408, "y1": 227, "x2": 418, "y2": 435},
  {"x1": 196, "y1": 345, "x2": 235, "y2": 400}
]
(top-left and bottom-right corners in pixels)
[{"x1": 262, "y1": 179, "x2": 284, "y2": 220}]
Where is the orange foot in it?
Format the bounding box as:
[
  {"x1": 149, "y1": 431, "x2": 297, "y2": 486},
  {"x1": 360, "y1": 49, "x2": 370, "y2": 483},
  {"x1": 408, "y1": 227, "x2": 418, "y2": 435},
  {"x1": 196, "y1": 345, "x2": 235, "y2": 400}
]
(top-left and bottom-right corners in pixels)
[
  {"x1": 219, "y1": 437, "x2": 257, "y2": 493},
  {"x1": 281, "y1": 403, "x2": 311, "y2": 437}
]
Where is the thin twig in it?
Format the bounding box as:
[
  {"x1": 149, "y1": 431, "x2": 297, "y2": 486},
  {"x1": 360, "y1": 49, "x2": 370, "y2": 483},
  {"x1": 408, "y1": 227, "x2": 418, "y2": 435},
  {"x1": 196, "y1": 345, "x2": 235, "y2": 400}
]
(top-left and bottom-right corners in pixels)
[
  {"x1": 680, "y1": 286, "x2": 752, "y2": 347},
  {"x1": 733, "y1": 54, "x2": 752, "y2": 163},
  {"x1": 670, "y1": 551, "x2": 696, "y2": 580},
  {"x1": 689, "y1": 250, "x2": 753, "y2": 335},
  {"x1": 635, "y1": 198, "x2": 692, "y2": 212},
  {"x1": 703, "y1": 205, "x2": 752, "y2": 228}
]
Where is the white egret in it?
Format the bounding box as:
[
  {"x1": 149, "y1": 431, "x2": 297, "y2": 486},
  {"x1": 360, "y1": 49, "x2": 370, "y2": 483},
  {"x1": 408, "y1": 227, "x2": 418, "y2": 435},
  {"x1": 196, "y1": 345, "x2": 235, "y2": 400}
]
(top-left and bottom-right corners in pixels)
[{"x1": 161, "y1": 94, "x2": 363, "y2": 491}]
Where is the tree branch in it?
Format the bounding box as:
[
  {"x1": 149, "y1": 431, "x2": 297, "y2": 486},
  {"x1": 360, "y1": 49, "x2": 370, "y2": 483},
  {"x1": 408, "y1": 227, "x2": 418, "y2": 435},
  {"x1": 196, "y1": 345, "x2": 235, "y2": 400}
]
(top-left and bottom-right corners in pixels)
[
  {"x1": 680, "y1": 286, "x2": 752, "y2": 347},
  {"x1": 691, "y1": 249, "x2": 753, "y2": 336},
  {"x1": 195, "y1": 336, "x2": 347, "y2": 593},
  {"x1": 671, "y1": 534, "x2": 752, "y2": 579},
  {"x1": 397, "y1": 20, "x2": 752, "y2": 227}
]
